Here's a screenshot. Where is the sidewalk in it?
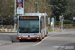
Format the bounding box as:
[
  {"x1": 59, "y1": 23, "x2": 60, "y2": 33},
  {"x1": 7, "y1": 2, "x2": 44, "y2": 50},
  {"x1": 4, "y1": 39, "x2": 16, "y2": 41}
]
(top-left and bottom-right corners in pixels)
[{"x1": 0, "y1": 34, "x2": 12, "y2": 46}]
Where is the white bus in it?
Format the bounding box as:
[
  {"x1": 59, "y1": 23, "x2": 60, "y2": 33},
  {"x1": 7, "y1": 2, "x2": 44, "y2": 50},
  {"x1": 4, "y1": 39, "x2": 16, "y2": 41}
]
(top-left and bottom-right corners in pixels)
[{"x1": 17, "y1": 13, "x2": 48, "y2": 42}]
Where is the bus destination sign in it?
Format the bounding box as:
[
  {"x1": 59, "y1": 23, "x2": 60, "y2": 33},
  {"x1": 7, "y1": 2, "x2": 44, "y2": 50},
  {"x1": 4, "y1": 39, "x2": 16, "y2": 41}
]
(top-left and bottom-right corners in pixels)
[{"x1": 19, "y1": 16, "x2": 39, "y2": 20}]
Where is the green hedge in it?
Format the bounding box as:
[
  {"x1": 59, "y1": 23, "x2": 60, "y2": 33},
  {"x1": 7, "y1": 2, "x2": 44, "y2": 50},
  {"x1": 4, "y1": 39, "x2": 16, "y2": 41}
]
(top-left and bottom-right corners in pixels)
[{"x1": 63, "y1": 20, "x2": 73, "y2": 24}]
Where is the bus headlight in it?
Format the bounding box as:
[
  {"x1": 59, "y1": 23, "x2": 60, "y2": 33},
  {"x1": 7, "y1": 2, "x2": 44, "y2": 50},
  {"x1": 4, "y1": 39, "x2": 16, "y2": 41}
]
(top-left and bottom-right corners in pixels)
[
  {"x1": 18, "y1": 36, "x2": 21, "y2": 37},
  {"x1": 37, "y1": 35, "x2": 40, "y2": 37}
]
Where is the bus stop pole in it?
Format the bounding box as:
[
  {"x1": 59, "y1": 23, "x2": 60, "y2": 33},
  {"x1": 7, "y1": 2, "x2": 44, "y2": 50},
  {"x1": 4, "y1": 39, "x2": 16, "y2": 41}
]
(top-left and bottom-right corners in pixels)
[
  {"x1": 61, "y1": 15, "x2": 63, "y2": 31},
  {"x1": 53, "y1": 17, "x2": 54, "y2": 32}
]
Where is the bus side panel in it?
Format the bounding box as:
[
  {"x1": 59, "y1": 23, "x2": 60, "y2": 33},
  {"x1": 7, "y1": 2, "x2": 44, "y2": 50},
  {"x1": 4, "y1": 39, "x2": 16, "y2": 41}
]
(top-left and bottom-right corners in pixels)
[
  {"x1": 44, "y1": 16, "x2": 48, "y2": 36},
  {"x1": 40, "y1": 16, "x2": 45, "y2": 38}
]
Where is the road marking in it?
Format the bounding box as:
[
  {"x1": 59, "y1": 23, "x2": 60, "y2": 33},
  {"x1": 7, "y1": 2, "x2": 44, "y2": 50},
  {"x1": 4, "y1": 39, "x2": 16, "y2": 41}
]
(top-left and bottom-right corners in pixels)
[
  {"x1": 33, "y1": 34, "x2": 61, "y2": 46},
  {"x1": 33, "y1": 37, "x2": 48, "y2": 46}
]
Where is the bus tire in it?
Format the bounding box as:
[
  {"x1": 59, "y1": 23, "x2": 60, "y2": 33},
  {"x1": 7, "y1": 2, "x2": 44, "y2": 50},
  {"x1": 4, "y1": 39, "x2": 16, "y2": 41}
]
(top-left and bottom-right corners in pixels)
[
  {"x1": 42, "y1": 37, "x2": 44, "y2": 39},
  {"x1": 39, "y1": 39, "x2": 42, "y2": 41},
  {"x1": 19, "y1": 39, "x2": 23, "y2": 42},
  {"x1": 45, "y1": 34, "x2": 47, "y2": 37},
  {"x1": 45, "y1": 32, "x2": 48, "y2": 37},
  {"x1": 38, "y1": 39, "x2": 42, "y2": 41}
]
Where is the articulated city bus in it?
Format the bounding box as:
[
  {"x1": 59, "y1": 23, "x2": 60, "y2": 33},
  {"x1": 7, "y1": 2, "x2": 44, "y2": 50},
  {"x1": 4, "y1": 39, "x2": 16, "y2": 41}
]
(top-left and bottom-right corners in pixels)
[{"x1": 17, "y1": 13, "x2": 48, "y2": 42}]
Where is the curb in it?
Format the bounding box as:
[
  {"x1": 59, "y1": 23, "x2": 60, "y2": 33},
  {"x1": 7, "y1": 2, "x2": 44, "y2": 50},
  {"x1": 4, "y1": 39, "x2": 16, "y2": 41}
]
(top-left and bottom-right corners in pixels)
[
  {"x1": 0, "y1": 32, "x2": 17, "y2": 33},
  {"x1": 0, "y1": 42, "x2": 12, "y2": 46}
]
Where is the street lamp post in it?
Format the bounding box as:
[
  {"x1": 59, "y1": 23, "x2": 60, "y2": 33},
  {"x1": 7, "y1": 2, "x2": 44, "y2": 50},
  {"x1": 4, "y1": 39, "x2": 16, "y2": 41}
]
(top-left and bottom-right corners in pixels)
[
  {"x1": 13, "y1": 0, "x2": 16, "y2": 31},
  {"x1": 35, "y1": 0, "x2": 38, "y2": 13}
]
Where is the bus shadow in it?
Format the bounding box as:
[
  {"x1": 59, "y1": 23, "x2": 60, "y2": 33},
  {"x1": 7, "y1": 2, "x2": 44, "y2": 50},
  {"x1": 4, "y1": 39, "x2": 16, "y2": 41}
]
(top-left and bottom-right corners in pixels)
[{"x1": 18, "y1": 40, "x2": 39, "y2": 42}]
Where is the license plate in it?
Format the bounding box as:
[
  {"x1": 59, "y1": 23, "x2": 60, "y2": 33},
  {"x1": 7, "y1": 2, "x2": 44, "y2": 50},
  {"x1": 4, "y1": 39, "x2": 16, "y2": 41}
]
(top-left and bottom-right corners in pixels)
[{"x1": 27, "y1": 38, "x2": 31, "y2": 39}]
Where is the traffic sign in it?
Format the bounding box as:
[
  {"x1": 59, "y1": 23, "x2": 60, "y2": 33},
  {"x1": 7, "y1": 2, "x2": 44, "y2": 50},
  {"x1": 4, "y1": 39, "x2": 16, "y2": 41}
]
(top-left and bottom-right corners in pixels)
[
  {"x1": 12, "y1": 15, "x2": 17, "y2": 20},
  {"x1": 73, "y1": 17, "x2": 75, "y2": 20}
]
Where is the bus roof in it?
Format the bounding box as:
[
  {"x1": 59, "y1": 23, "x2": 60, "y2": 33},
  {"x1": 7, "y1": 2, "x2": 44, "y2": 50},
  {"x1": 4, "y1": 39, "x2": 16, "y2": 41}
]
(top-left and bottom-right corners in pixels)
[{"x1": 24, "y1": 13, "x2": 48, "y2": 16}]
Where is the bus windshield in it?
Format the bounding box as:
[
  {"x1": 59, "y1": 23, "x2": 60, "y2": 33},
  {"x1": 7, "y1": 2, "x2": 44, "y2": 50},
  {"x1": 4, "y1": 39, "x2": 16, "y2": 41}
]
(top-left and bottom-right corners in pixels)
[{"x1": 19, "y1": 20, "x2": 39, "y2": 33}]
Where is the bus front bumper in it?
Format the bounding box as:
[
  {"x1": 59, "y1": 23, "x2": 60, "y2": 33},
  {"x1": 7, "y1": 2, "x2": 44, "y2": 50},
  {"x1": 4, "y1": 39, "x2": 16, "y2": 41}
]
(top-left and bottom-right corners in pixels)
[{"x1": 17, "y1": 37, "x2": 42, "y2": 40}]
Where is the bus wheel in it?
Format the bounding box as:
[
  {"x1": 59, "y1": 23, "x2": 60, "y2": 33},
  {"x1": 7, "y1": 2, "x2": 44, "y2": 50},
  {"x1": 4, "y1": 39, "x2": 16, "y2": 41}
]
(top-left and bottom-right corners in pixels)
[
  {"x1": 45, "y1": 34, "x2": 48, "y2": 37},
  {"x1": 38, "y1": 39, "x2": 42, "y2": 41},
  {"x1": 45, "y1": 35, "x2": 47, "y2": 37},
  {"x1": 19, "y1": 39, "x2": 23, "y2": 42},
  {"x1": 42, "y1": 37, "x2": 44, "y2": 39},
  {"x1": 45, "y1": 32, "x2": 48, "y2": 37}
]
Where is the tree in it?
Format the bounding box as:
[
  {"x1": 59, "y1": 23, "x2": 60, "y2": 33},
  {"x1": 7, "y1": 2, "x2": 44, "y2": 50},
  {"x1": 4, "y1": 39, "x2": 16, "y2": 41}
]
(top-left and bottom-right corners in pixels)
[
  {"x1": 0, "y1": 0, "x2": 52, "y2": 25},
  {"x1": 0, "y1": 0, "x2": 14, "y2": 25},
  {"x1": 50, "y1": 0, "x2": 68, "y2": 21},
  {"x1": 63, "y1": 0, "x2": 75, "y2": 20}
]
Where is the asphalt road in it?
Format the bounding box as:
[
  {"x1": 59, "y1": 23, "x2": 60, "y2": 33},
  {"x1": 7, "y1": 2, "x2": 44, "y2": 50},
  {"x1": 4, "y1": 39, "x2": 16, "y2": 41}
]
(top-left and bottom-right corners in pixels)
[{"x1": 0, "y1": 32, "x2": 75, "y2": 50}]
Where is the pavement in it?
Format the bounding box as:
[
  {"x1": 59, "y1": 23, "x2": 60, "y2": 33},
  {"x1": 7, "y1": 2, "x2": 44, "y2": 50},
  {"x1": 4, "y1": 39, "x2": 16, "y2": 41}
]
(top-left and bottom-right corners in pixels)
[
  {"x1": 0, "y1": 31, "x2": 75, "y2": 50},
  {"x1": 0, "y1": 34, "x2": 12, "y2": 46},
  {"x1": 0, "y1": 31, "x2": 69, "y2": 46},
  {"x1": 0, "y1": 28, "x2": 75, "y2": 46}
]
